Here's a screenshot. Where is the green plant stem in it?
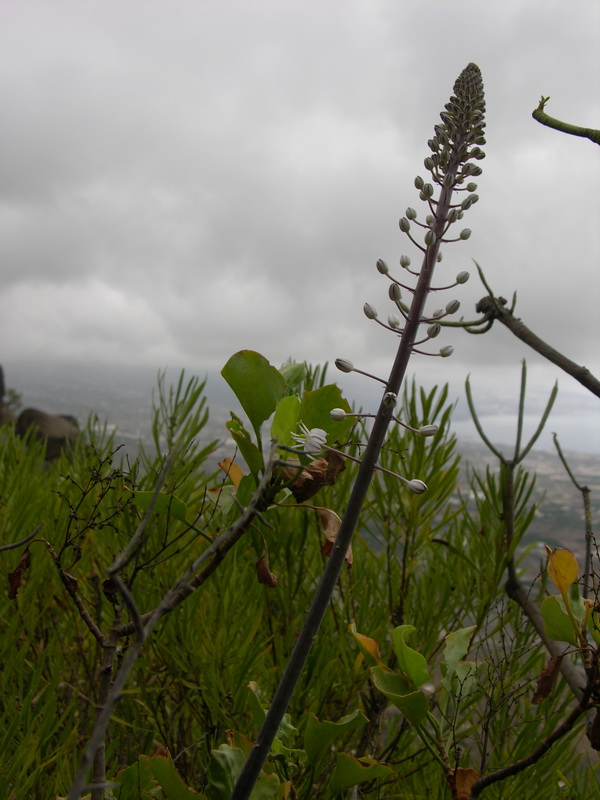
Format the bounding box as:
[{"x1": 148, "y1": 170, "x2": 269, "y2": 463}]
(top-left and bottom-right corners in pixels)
[{"x1": 532, "y1": 98, "x2": 600, "y2": 145}]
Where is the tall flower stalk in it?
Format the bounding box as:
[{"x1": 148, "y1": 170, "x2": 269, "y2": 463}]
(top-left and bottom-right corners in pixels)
[{"x1": 230, "y1": 62, "x2": 486, "y2": 800}]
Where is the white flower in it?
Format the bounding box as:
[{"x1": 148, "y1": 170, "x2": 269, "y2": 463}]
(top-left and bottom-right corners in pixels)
[{"x1": 291, "y1": 423, "x2": 328, "y2": 455}]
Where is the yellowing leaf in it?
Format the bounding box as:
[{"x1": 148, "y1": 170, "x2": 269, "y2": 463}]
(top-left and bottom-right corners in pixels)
[
  {"x1": 349, "y1": 622, "x2": 382, "y2": 666},
  {"x1": 545, "y1": 545, "x2": 579, "y2": 595},
  {"x1": 317, "y1": 508, "x2": 352, "y2": 565},
  {"x1": 218, "y1": 457, "x2": 244, "y2": 487}
]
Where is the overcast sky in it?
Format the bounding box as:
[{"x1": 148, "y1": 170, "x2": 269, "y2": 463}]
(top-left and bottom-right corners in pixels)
[{"x1": 1, "y1": 0, "x2": 599, "y2": 451}]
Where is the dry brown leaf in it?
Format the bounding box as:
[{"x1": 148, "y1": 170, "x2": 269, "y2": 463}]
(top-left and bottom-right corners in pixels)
[
  {"x1": 531, "y1": 655, "x2": 563, "y2": 705},
  {"x1": 447, "y1": 767, "x2": 478, "y2": 799},
  {"x1": 256, "y1": 553, "x2": 278, "y2": 588},
  {"x1": 284, "y1": 449, "x2": 346, "y2": 502},
  {"x1": 8, "y1": 549, "x2": 31, "y2": 600}
]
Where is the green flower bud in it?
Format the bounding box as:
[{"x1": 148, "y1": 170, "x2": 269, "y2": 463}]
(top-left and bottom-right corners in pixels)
[
  {"x1": 330, "y1": 408, "x2": 347, "y2": 421},
  {"x1": 425, "y1": 230, "x2": 436, "y2": 247},
  {"x1": 459, "y1": 228, "x2": 471, "y2": 240},
  {"x1": 376, "y1": 259, "x2": 389, "y2": 275},
  {"x1": 399, "y1": 217, "x2": 411, "y2": 233},
  {"x1": 466, "y1": 182, "x2": 478, "y2": 191},
  {"x1": 399, "y1": 254, "x2": 411, "y2": 268},
  {"x1": 388, "y1": 314, "x2": 402, "y2": 328},
  {"x1": 445, "y1": 299, "x2": 460, "y2": 314},
  {"x1": 439, "y1": 346, "x2": 454, "y2": 357},
  {"x1": 414, "y1": 175, "x2": 424, "y2": 189},
  {"x1": 335, "y1": 358, "x2": 354, "y2": 373},
  {"x1": 436, "y1": 251, "x2": 443, "y2": 262},
  {"x1": 423, "y1": 183, "x2": 434, "y2": 198},
  {"x1": 447, "y1": 208, "x2": 460, "y2": 223},
  {"x1": 427, "y1": 323, "x2": 441, "y2": 338},
  {"x1": 407, "y1": 479, "x2": 428, "y2": 494},
  {"x1": 418, "y1": 425, "x2": 438, "y2": 437},
  {"x1": 425, "y1": 214, "x2": 435, "y2": 225},
  {"x1": 424, "y1": 156, "x2": 435, "y2": 171},
  {"x1": 406, "y1": 207, "x2": 417, "y2": 220},
  {"x1": 363, "y1": 302, "x2": 378, "y2": 320},
  {"x1": 432, "y1": 308, "x2": 444, "y2": 318},
  {"x1": 456, "y1": 270, "x2": 470, "y2": 284},
  {"x1": 388, "y1": 283, "x2": 402, "y2": 302}
]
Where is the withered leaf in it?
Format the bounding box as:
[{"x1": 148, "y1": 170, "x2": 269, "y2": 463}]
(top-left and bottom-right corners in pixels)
[
  {"x1": 256, "y1": 553, "x2": 278, "y2": 588},
  {"x1": 531, "y1": 655, "x2": 563, "y2": 705},
  {"x1": 8, "y1": 549, "x2": 32, "y2": 600},
  {"x1": 318, "y1": 508, "x2": 352, "y2": 566},
  {"x1": 285, "y1": 449, "x2": 346, "y2": 503},
  {"x1": 61, "y1": 570, "x2": 79, "y2": 594},
  {"x1": 451, "y1": 768, "x2": 479, "y2": 799}
]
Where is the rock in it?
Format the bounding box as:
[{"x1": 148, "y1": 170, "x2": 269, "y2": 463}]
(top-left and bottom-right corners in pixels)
[{"x1": 16, "y1": 408, "x2": 80, "y2": 460}]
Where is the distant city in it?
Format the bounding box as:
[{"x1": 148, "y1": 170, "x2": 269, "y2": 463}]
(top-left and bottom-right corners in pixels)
[{"x1": 5, "y1": 360, "x2": 599, "y2": 572}]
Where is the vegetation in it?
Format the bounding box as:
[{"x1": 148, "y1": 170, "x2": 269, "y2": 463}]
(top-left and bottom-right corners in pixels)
[{"x1": 0, "y1": 63, "x2": 598, "y2": 800}]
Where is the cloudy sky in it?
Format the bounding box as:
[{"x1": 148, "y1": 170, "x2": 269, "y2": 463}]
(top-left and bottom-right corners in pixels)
[{"x1": 1, "y1": 0, "x2": 599, "y2": 451}]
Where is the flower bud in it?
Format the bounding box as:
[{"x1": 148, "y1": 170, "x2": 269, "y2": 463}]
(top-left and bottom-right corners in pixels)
[
  {"x1": 427, "y1": 323, "x2": 441, "y2": 338},
  {"x1": 363, "y1": 303, "x2": 378, "y2": 320},
  {"x1": 406, "y1": 207, "x2": 417, "y2": 220},
  {"x1": 432, "y1": 308, "x2": 444, "y2": 318},
  {"x1": 388, "y1": 283, "x2": 401, "y2": 302},
  {"x1": 436, "y1": 251, "x2": 443, "y2": 262},
  {"x1": 424, "y1": 230, "x2": 436, "y2": 247},
  {"x1": 414, "y1": 175, "x2": 424, "y2": 189},
  {"x1": 445, "y1": 299, "x2": 460, "y2": 315},
  {"x1": 330, "y1": 408, "x2": 347, "y2": 421},
  {"x1": 383, "y1": 392, "x2": 397, "y2": 408},
  {"x1": 418, "y1": 425, "x2": 438, "y2": 437},
  {"x1": 399, "y1": 254, "x2": 411, "y2": 268},
  {"x1": 399, "y1": 217, "x2": 411, "y2": 233},
  {"x1": 439, "y1": 346, "x2": 454, "y2": 357},
  {"x1": 466, "y1": 182, "x2": 477, "y2": 191},
  {"x1": 424, "y1": 156, "x2": 435, "y2": 171},
  {"x1": 407, "y1": 479, "x2": 428, "y2": 494},
  {"x1": 425, "y1": 214, "x2": 435, "y2": 225},
  {"x1": 335, "y1": 358, "x2": 354, "y2": 373},
  {"x1": 423, "y1": 183, "x2": 434, "y2": 198},
  {"x1": 376, "y1": 259, "x2": 389, "y2": 275},
  {"x1": 456, "y1": 270, "x2": 470, "y2": 284},
  {"x1": 388, "y1": 314, "x2": 401, "y2": 329},
  {"x1": 447, "y1": 208, "x2": 460, "y2": 223},
  {"x1": 459, "y1": 228, "x2": 471, "y2": 240}
]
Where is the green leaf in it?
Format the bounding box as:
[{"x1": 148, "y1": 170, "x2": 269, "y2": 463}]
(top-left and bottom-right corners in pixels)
[
  {"x1": 222, "y1": 351, "x2": 286, "y2": 444},
  {"x1": 299, "y1": 386, "x2": 353, "y2": 443},
  {"x1": 114, "y1": 756, "x2": 157, "y2": 796},
  {"x1": 303, "y1": 709, "x2": 367, "y2": 766},
  {"x1": 150, "y1": 753, "x2": 206, "y2": 798},
  {"x1": 371, "y1": 667, "x2": 428, "y2": 725},
  {"x1": 206, "y1": 745, "x2": 245, "y2": 800},
  {"x1": 205, "y1": 744, "x2": 279, "y2": 800},
  {"x1": 392, "y1": 625, "x2": 430, "y2": 687},
  {"x1": 270, "y1": 395, "x2": 301, "y2": 450},
  {"x1": 279, "y1": 362, "x2": 307, "y2": 391},
  {"x1": 128, "y1": 489, "x2": 189, "y2": 523},
  {"x1": 443, "y1": 626, "x2": 475, "y2": 675},
  {"x1": 541, "y1": 596, "x2": 578, "y2": 646},
  {"x1": 442, "y1": 626, "x2": 478, "y2": 695},
  {"x1": 226, "y1": 414, "x2": 264, "y2": 477},
  {"x1": 328, "y1": 753, "x2": 393, "y2": 795}
]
